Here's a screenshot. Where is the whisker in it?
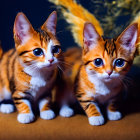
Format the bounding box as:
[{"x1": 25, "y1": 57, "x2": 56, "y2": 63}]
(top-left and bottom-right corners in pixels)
[
  {"x1": 123, "y1": 76, "x2": 134, "y2": 86},
  {"x1": 118, "y1": 77, "x2": 127, "y2": 91},
  {"x1": 57, "y1": 65, "x2": 64, "y2": 73},
  {"x1": 58, "y1": 60, "x2": 73, "y2": 66},
  {"x1": 59, "y1": 63, "x2": 72, "y2": 68},
  {"x1": 58, "y1": 61, "x2": 73, "y2": 69},
  {"x1": 118, "y1": 78, "x2": 128, "y2": 99},
  {"x1": 57, "y1": 65, "x2": 62, "y2": 78}
]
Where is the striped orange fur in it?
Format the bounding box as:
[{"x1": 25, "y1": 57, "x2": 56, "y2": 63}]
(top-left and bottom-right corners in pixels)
[
  {"x1": 0, "y1": 11, "x2": 63, "y2": 124},
  {"x1": 58, "y1": 22, "x2": 138, "y2": 125},
  {"x1": 49, "y1": 0, "x2": 103, "y2": 47}
]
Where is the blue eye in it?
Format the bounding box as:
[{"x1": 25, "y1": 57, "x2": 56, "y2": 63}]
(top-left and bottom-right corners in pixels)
[
  {"x1": 115, "y1": 59, "x2": 125, "y2": 67},
  {"x1": 33, "y1": 48, "x2": 44, "y2": 56},
  {"x1": 94, "y1": 58, "x2": 103, "y2": 67},
  {"x1": 52, "y1": 45, "x2": 60, "y2": 54}
]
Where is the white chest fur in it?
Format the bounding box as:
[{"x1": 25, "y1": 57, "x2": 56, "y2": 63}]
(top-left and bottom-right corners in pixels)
[
  {"x1": 87, "y1": 75, "x2": 121, "y2": 104},
  {"x1": 88, "y1": 76, "x2": 110, "y2": 96},
  {"x1": 30, "y1": 76, "x2": 46, "y2": 89},
  {"x1": 30, "y1": 76, "x2": 47, "y2": 97},
  {"x1": 23, "y1": 64, "x2": 56, "y2": 98}
]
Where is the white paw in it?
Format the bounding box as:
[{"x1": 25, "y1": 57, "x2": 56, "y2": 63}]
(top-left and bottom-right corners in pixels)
[
  {"x1": 59, "y1": 105, "x2": 74, "y2": 117},
  {"x1": 88, "y1": 116, "x2": 104, "y2": 126},
  {"x1": 0, "y1": 104, "x2": 14, "y2": 114},
  {"x1": 17, "y1": 113, "x2": 35, "y2": 124},
  {"x1": 40, "y1": 110, "x2": 55, "y2": 120},
  {"x1": 107, "y1": 111, "x2": 122, "y2": 121}
]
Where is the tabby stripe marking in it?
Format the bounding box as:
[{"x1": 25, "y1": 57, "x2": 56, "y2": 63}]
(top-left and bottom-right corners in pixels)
[
  {"x1": 86, "y1": 104, "x2": 100, "y2": 117},
  {"x1": 36, "y1": 29, "x2": 50, "y2": 46},
  {"x1": 14, "y1": 102, "x2": 22, "y2": 105},
  {"x1": 76, "y1": 93, "x2": 85, "y2": 98},
  {"x1": 84, "y1": 103, "x2": 90, "y2": 110},
  {"x1": 112, "y1": 39, "x2": 116, "y2": 56},
  {"x1": 19, "y1": 50, "x2": 30, "y2": 56},
  {"x1": 13, "y1": 97, "x2": 26, "y2": 100},
  {"x1": 7, "y1": 49, "x2": 16, "y2": 81},
  {"x1": 13, "y1": 97, "x2": 31, "y2": 101},
  {"x1": 84, "y1": 61, "x2": 91, "y2": 65},
  {"x1": 0, "y1": 50, "x2": 15, "y2": 88},
  {"x1": 79, "y1": 100, "x2": 91, "y2": 103},
  {"x1": 10, "y1": 56, "x2": 17, "y2": 93},
  {"x1": 104, "y1": 41, "x2": 108, "y2": 53}
]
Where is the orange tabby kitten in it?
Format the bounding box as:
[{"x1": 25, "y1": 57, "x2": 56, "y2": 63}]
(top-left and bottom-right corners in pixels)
[
  {"x1": 58, "y1": 22, "x2": 138, "y2": 125},
  {"x1": 0, "y1": 11, "x2": 62, "y2": 123}
]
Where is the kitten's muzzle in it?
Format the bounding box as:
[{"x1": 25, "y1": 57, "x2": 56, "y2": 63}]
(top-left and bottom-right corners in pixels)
[
  {"x1": 106, "y1": 70, "x2": 113, "y2": 76},
  {"x1": 48, "y1": 58, "x2": 54, "y2": 63}
]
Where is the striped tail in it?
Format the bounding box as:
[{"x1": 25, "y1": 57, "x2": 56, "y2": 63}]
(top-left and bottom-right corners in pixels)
[
  {"x1": 132, "y1": 12, "x2": 140, "y2": 55},
  {"x1": 49, "y1": 0, "x2": 103, "y2": 47}
]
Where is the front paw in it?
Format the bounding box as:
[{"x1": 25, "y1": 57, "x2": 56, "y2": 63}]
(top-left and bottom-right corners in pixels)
[
  {"x1": 17, "y1": 113, "x2": 35, "y2": 124},
  {"x1": 40, "y1": 110, "x2": 55, "y2": 120},
  {"x1": 0, "y1": 104, "x2": 15, "y2": 114},
  {"x1": 107, "y1": 110, "x2": 122, "y2": 121},
  {"x1": 88, "y1": 116, "x2": 104, "y2": 126},
  {"x1": 59, "y1": 105, "x2": 74, "y2": 117}
]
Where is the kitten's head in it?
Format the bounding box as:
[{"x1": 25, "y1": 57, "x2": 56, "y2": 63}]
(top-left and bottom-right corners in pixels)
[
  {"x1": 82, "y1": 22, "x2": 138, "y2": 82},
  {"x1": 13, "y1": 11, "x2": 62, "y2": 72}
]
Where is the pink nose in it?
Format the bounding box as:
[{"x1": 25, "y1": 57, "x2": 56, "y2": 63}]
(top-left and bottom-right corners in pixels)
[
  {"x1": 106, "y1": 70, "x2": 112, "y2": 76},
  {"x1": 48, "y1": 58, "x2": 54, "y2": 63}
]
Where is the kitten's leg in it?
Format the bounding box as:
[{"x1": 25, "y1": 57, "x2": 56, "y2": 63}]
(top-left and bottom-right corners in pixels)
[
  {"x1": 59, "y1": 93, "x2": 74, "y2": 117},
  {"x1": 0, "y1": 100, "x2": 15, "y2": 114},
  {"x1": 39, "y1": 97, "x2": 55, "y2": 120},
  {"x1": 0, "y1": 88, "x2": 15, "y2": 114},
  {"x1": 107, "y1": 99, "x2": 122, "y2": 121},
  {"x1": 77, "y1": 94, "x2": 104, "y2": 126},
  {"x1": 59, "y1": 104, "x2": 74, "y2": 117},
  {"x1": 56, "y1": 84, "x2": 74, "y2": 117},
  {"x1": 13, "y1": 91, "x2": 35, "y2": 124}
]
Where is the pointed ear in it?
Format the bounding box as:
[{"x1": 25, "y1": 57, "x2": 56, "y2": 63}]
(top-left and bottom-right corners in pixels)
[
  {"x1": 41, "y1": 11, "x2": 57, "y2": 35},
  {"x1": 116, "y1": 23, "x2": 138, "y2": 53},
  {"x1": 83, "y1": 22, "x2": 101, "y2": 53},
  {"x1": 13, "y1": 12, "x2": 34, "y2": 45}
]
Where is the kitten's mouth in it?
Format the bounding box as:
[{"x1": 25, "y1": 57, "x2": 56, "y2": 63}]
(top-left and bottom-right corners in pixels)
[
  {"x1": 104, "y1": 77, "x2": 112, "y2": 82},
  {"x1": 46, "y1": 64, "x2": 54, "y2": 68},
  {"x1": 47, "y1": 64, "x2": 52, "y2": 67},
  {"x1": 46, "y1": 63, "x2": 57, "y2": 68}
]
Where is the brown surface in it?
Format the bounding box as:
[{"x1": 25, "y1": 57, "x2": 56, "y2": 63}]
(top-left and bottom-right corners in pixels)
[
  {"x1": 1, "y1": 61, "x2": 140, "y2": 140},
  {"x1": 0, "y1": 99, "x2": 140, "y2": 140}
]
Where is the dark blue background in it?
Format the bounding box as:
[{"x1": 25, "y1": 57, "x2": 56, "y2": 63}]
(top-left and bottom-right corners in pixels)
[
  {"x1": 0, "y1": 0, "x2": 138, "y2": 52},
  {"x1": 0, "y1": 0, "x2": 77, "y2": 51}
]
